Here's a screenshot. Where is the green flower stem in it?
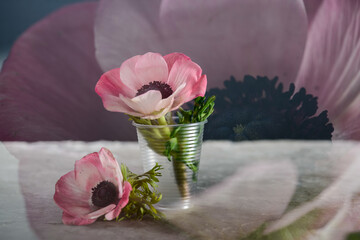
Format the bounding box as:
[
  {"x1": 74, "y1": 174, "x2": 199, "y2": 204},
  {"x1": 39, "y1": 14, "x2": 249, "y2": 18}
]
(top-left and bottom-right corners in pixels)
[
  {"x1": 158, "y1": 116, "x2": 189, "y2": 198},
  {"x1": 171, "y1": 149, "x2": 190, "y2": 199},
  {"x1": 158, "y1": 116, "x2": 168, "y2": 125},
  {"x1": 129, "y1": 115, "x2": 163, "y2": 139},
  {"x1": 139, "y1": 129, "x2": 167, "y2": 156},
  {"x1": 157, "y1": 116, "x2": 171, "y2": 137},
  {"x1": 147, "y1": 127, "x2": 163, "y2": 139}
]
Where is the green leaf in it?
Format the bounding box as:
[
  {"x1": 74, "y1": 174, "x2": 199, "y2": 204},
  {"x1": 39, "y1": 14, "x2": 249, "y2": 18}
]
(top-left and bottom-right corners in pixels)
[
  {"x1": 177, "y1": 95, "x2": 216, "y2": 124},
  {"x1": 120, "y1": 164, "x2": 128, "y2": 181},
  {"x1": 170, "y1": 126, "x2": 182, "y2": 138}
]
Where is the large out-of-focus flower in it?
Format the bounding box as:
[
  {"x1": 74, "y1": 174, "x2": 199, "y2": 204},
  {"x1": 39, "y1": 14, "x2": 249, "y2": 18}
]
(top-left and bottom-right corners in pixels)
[
  {"x1": 293, "y1": 0, "x2": 360, "y2": 139},
  {"x1": 54, "y1": 147, "x2": 132, "y2": 225},
  {"x1": 94, "y1": 0, "x2": 360, "y2": 140},
  {"x1": 0, "y1": 0, "x2": 359, "y2": 140},
  {"x1": 95, "y1": 52, "x2": 206, "y2": 119}
]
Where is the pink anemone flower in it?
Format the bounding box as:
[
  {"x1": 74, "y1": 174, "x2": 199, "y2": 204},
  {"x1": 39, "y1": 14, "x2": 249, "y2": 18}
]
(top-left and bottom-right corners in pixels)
[
  {"x1": 53, "y1": 147, "x2": 132, "y2": 225},
  {"x1": 95, "y1": 52, "x2": 207, "y2": 119},
  {"x1": 0, "y1": 0, "x2": 359, "y2": 140}
]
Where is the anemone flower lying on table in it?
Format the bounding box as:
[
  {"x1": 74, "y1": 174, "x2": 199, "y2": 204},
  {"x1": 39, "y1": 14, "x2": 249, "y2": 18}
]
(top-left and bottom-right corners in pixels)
[
  {"x1": 1, "y1": 0, "x2": 359, "y2": 141},
  {"x1": 54, "y1": 148, "x2": 132, "y2": 225},
  {"x1": 54, "y1": 147, "x2": 164, "y2": 225}
]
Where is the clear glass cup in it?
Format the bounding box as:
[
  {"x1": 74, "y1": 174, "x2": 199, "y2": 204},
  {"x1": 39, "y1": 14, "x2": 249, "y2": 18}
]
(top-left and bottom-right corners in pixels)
[{"x1": 133, "y1": 119, "x2": 207, "y2": 209}]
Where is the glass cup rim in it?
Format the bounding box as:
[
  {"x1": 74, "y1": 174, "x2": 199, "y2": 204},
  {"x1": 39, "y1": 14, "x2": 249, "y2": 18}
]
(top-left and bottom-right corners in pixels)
[{"x1": 132, "y1": 117, "x2": 207, "y2": 128}]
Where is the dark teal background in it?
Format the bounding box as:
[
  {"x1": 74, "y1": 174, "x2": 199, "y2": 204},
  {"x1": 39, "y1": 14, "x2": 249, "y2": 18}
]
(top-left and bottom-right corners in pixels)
[{"x1": 0, "y1": 0, "x2": 95, "y2": 66}]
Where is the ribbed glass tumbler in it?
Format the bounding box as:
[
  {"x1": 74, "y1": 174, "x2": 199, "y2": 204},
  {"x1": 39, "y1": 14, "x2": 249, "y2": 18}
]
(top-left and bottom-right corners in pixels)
[{"x1": 133, "y1": 119, "x2": 207, "y2": 209}]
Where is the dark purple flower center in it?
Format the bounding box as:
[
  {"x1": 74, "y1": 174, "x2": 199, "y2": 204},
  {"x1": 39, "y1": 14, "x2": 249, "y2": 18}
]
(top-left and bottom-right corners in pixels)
[
  {"x1": 91, "y1": 181, "x2": 118, "y2": 208},
  {"x1": 136, "y1": 81, "x2": 173, "y2": 99}
]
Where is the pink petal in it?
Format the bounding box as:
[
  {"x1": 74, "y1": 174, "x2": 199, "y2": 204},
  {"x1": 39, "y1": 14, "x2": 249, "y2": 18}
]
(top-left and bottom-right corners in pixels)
[
  {"x1": 54, "y1": 171, "x2": 92, "y2": 217},
  {"x1": 155, "y1": 94, "x2": 175, "y2": 113},
  {"x1": 95, "y1": 68, "x2": 143, "y2": 115},
  {"x1": 105, "y1": 181, "x2": 132, "y2": 220},
  {"x1": 86, "y1": 204, "x2": 116, "y2": 219},
  {"x1": 95, "y1": 68, "x2": 135, "y2": 100},
  {"x1": 98, "y1": 147, "x2": 123, "y2": 192},
  {"x1": 95, "y1": 70, "x2": 140, "y2": 114},
  {"x1": 295, "y1": 0, "x2": 360, "y2": 138},
  {"x1": 169, "y1": 82, "x2": 190, "y2": 110},
  {"x1": 119, "y1": 55, "x2": 142, "y2": 91},
  {"x1": 163, "y1": 52, "x2": 191, "y2": 72},
  {"x1": 62, "y1": 212, "x2": 96, "y2": 226},
  {"x1": 0, "y1": 2, "x2": 136, "y2": 141},
  {"x1": 96, "y1": 94, "x2": 138, "y2": 114},
  {"x1": 95, "y1": 0, "x2": 307, "y2": 89},
  {"x1": 120, "y1": 90, "x2": 164, "y2": 116},
  {"x1": 74, "y1": 150, "x2": 123, "y2": 193},
  {"x1": 98, "y1": 148, "x2": 120, "y2": 173},
  {"x1": 167, "y1": 57, "x2": 207, "y2": 109},
  {"x1": 169, "y1": 60, "x2": 207, "y2": 110},
  {"x1": 188, "y1": 74, "x2": 207, "y2": 99},
  {"x1": 74, "y1": 152, "x2": 103, "y2": 192},
  {"x1": 167, "y1": 57, "x2": 202, "y2": 90},
  {"x1": 134, "y1": 52, "x2": 169, "y2": 85}
]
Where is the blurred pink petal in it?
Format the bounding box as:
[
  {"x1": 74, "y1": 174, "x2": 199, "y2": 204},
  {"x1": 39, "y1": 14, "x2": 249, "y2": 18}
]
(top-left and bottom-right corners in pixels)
[
  {"x1": 303, "y1": 0, "x2": 324, "y2": 25},
  {"x1": 295, "y1": 0, "x2": 360, "y2": 139},
  {"x1": 95, "y1": 52, "x2": 206, "y2": 119},
  {"x1": 335, "y1": 97, "x2": 360, "y2": 140},
  {"x1": 0, "y1": 2, "x2": 136, "y2": 141},
  {"x1": 266, "y1": 144, "x2": 360, "y2": 239},
  {"x1": 95, "y1": 0, "x2": 308, "y2": 89},
  {"x1": 166, "y1": 160, "x2": 297, "y2": 239}
]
